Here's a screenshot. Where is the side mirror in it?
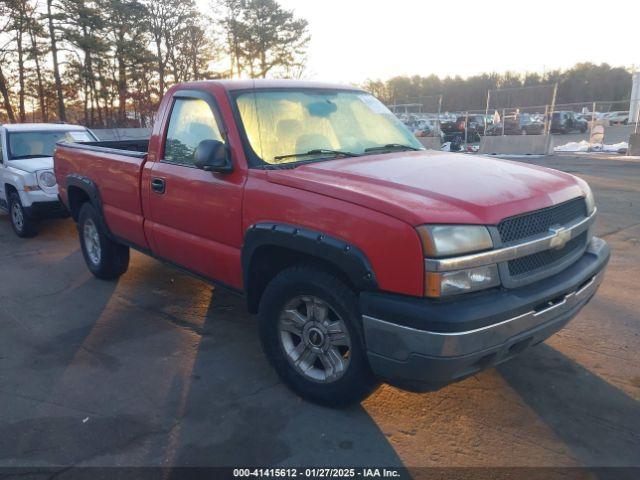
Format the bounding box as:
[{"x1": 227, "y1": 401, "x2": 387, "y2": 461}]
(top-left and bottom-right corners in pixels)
[{"x1": 194, "y1": 139, "x2": 233, "y2": 173}]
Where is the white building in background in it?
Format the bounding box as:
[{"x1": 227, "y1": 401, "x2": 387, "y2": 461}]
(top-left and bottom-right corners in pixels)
[{"x1": 630, "y1": 71, "x2": 640, "y2": 124}]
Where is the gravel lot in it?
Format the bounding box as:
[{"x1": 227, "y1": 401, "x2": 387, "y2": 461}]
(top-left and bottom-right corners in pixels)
[{"x1": 0, "y1": 152, "x2": 638, "y2": 472}]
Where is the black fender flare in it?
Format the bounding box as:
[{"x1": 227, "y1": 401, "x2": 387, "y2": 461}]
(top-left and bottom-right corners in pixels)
[
  {"x1": 65, "y1": 174, "x2": 111, "y2": 236},
  {"x1": 242, "y1": 223, "x2": 378, "y2": 311}
]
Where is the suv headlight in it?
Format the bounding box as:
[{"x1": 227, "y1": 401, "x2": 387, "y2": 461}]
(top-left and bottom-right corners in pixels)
[
  {"x1": 416, "y1": 225, "x2": 493, "y2": 257},
  {"x1": 417, "y1": 225, "x2": 498, "y2": 297},
  {"x1": 37, "y1": 170, "x2": 57, "y2": 188}
]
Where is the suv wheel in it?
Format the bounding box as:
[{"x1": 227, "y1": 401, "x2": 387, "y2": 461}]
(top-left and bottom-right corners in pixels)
[
  {"x1": 78, "y1": 202, "x2": 130, "y2": 280},
  {"x1": 258, "y1": 264, "x2": 378, "y2": 407},
  {"x1": 8, "y1": 192, "x2": 37, "y2": 238}
]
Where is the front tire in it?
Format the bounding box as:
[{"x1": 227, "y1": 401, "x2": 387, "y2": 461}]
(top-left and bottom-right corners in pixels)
[
  {"x1": 78, "y1": 202, "x2": 129, "y2": 280},
  {"x1": 258, "y1": 264, "x2": 378, "y2": 407},
  {"x1": 9, "y1": 192, "x2": 37, "y2": 238}
]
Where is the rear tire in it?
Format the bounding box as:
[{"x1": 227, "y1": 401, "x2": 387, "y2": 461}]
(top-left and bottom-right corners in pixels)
[
  {"x1": 8, "y1": 192, "x2": 37, "y2": 238},
  {"x1": 78, "y1": 202, "x2": 129, "y2": 280},
  {"x1": 258, "y1": 264, "x2": 379, "y2": 407}
]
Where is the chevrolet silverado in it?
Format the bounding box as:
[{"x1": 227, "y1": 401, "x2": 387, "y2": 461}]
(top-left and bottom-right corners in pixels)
[{"x1": 54, "y1": 80, "x2": 610, "y2": 406}]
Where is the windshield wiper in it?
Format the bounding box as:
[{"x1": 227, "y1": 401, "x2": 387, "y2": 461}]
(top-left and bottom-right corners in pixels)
[
  {"x1": 273, "y1": 149, "x2": 359, "y2": 162},
  {"x1": 364, "y1": 144, "x2": 421, "y2": 153}
]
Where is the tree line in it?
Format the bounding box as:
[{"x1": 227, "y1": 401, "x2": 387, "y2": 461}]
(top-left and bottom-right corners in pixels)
[
  {"x1": 0, "y1": 0, "x2": 310, "y2": 126},
  {"x1": 364, "y1": 63, "x2": 633, "y2": 112}
]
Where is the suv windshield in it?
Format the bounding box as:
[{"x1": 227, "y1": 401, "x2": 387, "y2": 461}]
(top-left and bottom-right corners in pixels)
[
  {"x1": 234, "y1": 89, "x2": 423, "y2": 165},
  {"x1": 7, "y1": 129, "x2": 94, "y2": 160}
]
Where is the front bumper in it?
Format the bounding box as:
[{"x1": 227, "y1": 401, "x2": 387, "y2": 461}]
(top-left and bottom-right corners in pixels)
[
  {"x1": 360, "y1": 237, "x2": 610, "y2": 390},
  {"x1": 23, "y1": 200, "x2": 69, "y2": 219}
]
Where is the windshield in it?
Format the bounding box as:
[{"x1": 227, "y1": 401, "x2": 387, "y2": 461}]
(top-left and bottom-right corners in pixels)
[
  {"x1": 7, "y1": 129, "x2": 95, "y2": 160},
  {"x1": 235, "y1": 89, "x2": 423, "y2": 165}
]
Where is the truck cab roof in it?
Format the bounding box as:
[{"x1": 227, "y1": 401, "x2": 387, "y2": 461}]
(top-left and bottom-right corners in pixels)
[{"x1": 176, "y1": 79, "x2": 362, "y2": 93}]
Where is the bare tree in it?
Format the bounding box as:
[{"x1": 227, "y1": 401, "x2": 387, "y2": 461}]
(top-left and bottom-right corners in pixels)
[
  {"x1": 4, "y1": 0, "x2": 30, "y2": 121},
  {"x1": 143, "y1": 0, "x2": 173, "y2": 96},
  {"x1": 169, "y1": 20, "x2": 216, "y2": 83},
  {"x1": 217, "y1": 0, "x2": 246, "y2": 78},
  {"x1": 0, "y1": 59, "x2": 16, "y2": 122},
  {"x1": 58, "y1": 0, "x2": 107, "y2": 125},
  {"x1": 25, "y1": 1, "x2": 49, "y2": 121},
  {"x1": 0, "y1": 3, "x2": 17, "y2": 122},
  {"x1": 100, "y1": 0, "x2": 147, "y2": 124},
  {"x1": 46, "y1": 0, "x2": 66, "y2": 120}
]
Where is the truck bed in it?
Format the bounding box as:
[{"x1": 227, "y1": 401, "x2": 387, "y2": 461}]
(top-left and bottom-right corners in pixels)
[
  {"x1": 59, "y1": 139, "x2": 149, "y2": 157},
  {"x1": 54, "y1": 140, "x2": 150, "y2": 249}
]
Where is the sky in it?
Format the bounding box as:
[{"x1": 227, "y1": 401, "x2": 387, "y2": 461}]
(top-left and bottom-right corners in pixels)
[{"x1": 274, "y1": 0, "x2": 639, "y2": 84}]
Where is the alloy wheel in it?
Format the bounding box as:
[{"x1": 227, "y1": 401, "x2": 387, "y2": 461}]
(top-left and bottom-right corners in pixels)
[
  {"x1": 11, "y1": 202, "x2": 24, "y2": 232},
  {"x1": 83, "y1": 218, "x2": 102, "y2": 265},
  {"x1": 278, "y1": 295, "x2": 352, "y2": 383}
]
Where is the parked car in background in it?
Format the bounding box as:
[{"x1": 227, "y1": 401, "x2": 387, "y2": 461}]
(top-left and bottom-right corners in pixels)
[
  {"x1": 487, "y1": 113, "x2": 545, "y2": 136},
  {"x1": 576, "y1": 112, "x2": 593, "y2": 122},
  {"x1": 413, "y1": 118, "x2": 446, "y2": 142},
  {"x1": 0, "y1": 123, "x2": 96, "y2": 237},
  {"x1": 440, "y1": 115, "x2": 484, "y2": 143},
  {"x1": 602, "y1": 111, "x2": 629, "y2": 125},
  {"x1": 413, "y1": 119, "x2": 433, "y2": 137},
  {"x1": 466, "y1": 115, "x2": 489, "y2": 136},
  {"x1": 551, "y1": 111, "x2": 587, "y2": 134},
  {"x1": 578, "y1": 117, "x2": 589, "y2": 132}
]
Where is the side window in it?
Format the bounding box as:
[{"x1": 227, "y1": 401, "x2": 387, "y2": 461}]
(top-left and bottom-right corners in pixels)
[{"x1": 163, "y1": 98, "x2": 224, "y2": 166}]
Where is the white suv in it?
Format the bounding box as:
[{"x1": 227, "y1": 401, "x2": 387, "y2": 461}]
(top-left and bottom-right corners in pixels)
[{"x1": 0, "y1": 123, "x2": 97, "y2": 237}]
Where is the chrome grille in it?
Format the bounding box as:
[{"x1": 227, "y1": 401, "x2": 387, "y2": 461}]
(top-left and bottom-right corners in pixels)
[
  {"x1": 498, "y1": 197, "x2": 587, "y2": 244},
  {"x1": 508, "y1": 231, "x2": 588, "y2": 277}
]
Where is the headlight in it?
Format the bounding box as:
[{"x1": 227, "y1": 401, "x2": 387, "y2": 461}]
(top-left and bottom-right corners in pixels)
[
  {"x1": 584, "y1": 185, "x2": 595, "y2": 214},
  {"x1": 37, "y1": 170, "x2": 57, "y2": 188},
  {"x1": 416, "y1": 225, "x2": 493, "y2": 257},
  {"x1": 425, "y1": 265, "x2": 500, "y2": 297}
]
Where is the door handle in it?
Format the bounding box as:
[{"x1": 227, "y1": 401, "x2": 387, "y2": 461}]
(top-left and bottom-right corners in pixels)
[{"x1": 151, "y1": 177, "x2": 166, "y2": 194}]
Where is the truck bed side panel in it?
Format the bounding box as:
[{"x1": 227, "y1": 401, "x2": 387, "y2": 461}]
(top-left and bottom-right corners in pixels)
[{"x1": 55, "y1": 144, "x2": 149, "y2": 249}]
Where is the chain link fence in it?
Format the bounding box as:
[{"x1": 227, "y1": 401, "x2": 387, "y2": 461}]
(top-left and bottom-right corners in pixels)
[
  {"x1": 389, "y1": 84, "x2": 637, "y2": 151},
  {"x1": 388, "y1": 95, "x2": 443, "y2": 139}
]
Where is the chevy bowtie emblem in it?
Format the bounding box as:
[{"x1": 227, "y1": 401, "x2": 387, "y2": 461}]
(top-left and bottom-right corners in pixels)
[{"x1": 549, "y1": 226, "x2": 571, "y2": 249}]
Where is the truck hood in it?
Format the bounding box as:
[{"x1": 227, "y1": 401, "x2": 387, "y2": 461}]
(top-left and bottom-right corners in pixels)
[
  {"x1": 8, "y1": 157, "x2": 53, "y2": 173},
  {"x1": 266, "y1": 150, "x2": 587, "y2": 226}
]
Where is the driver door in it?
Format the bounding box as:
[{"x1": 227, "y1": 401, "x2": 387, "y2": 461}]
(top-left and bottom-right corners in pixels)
[{"x1": 145, "y1": 91, "x2": 245, "y2": 289}]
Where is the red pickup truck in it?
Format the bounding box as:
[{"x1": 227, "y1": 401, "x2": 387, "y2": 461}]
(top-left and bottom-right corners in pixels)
[{"x1": 54, "y1": 80, "x2": 610, "y2": 406}]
